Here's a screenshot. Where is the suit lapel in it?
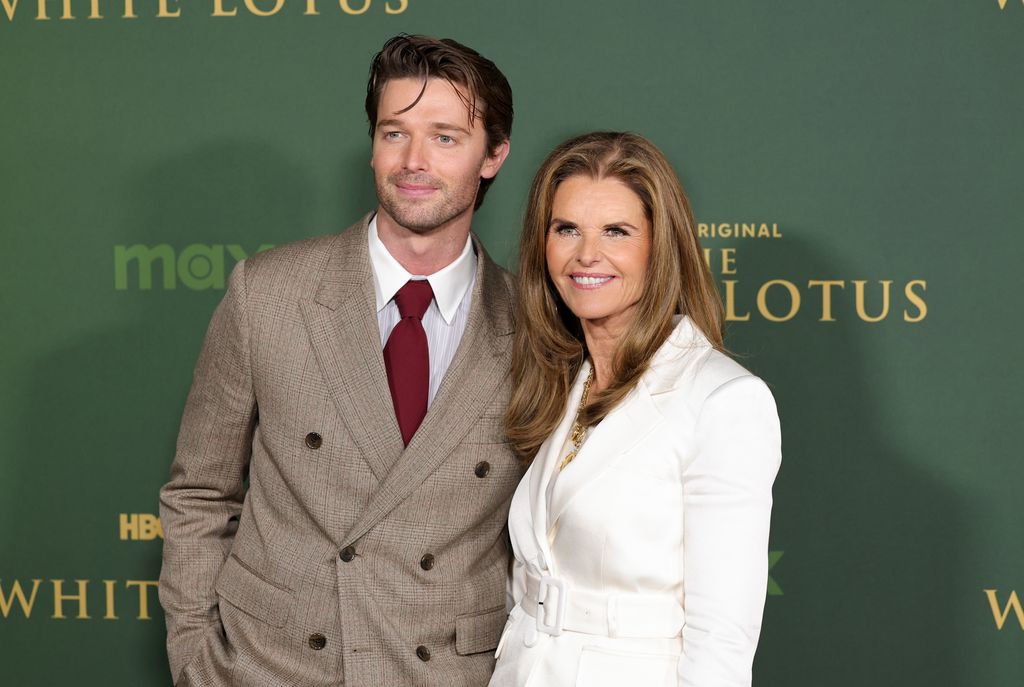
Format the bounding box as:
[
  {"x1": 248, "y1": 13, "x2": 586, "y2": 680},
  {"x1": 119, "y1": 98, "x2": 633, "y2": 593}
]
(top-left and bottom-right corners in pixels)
[
  {"x1": 341, "y1": 237, "x2": 515, "y2": 546},
  {"x1": 300, "y1": 216, "x2": 404, "y2": 483},
  {"x1": 527, "y1": 362, "x2": 591, "y2": 575},
  {"x1": 545, "y1": 318, "x2": 708, "y2": 530},
  {"x1": 547, "y1": 378, "x2": 665, "y2": 534}
]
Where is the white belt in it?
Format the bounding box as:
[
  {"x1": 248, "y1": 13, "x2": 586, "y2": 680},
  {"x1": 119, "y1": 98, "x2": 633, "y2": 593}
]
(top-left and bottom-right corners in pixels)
[{"x1": 521, "y1": 571, "x2": 684, "y2": 640}]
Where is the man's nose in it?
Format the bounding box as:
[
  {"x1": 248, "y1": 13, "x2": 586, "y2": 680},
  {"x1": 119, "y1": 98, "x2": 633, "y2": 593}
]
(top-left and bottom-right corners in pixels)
[{"x1": 402, "y1": 137, "x2": 428, "y2": 171}]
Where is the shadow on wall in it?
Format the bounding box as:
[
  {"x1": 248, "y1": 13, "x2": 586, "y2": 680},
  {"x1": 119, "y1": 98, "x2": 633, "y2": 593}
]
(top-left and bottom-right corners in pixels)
[
  {"x1": 5, "y1": 141, "x2": 327, "y2": 685},
  {"x1": 733, "y1": 235, "x2": 966, "y2": 687},
  {"x1": 336, "y1": 145, "x2": 379, "y2": 233}
]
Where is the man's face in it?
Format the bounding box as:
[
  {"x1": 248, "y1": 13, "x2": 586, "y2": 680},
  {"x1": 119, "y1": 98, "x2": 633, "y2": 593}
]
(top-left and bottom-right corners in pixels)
[{"x1": 371, "y1": 77, "x2": 507, "y2": 234}]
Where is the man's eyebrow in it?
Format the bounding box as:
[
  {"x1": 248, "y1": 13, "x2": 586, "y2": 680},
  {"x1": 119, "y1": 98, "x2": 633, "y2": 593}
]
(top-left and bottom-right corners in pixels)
[
  {"x1": 430, "y1": 122, "x2": 472, "y2": 136},
  {"x1": 375, "y1": 118, "x2": 471, "y2": 136}
]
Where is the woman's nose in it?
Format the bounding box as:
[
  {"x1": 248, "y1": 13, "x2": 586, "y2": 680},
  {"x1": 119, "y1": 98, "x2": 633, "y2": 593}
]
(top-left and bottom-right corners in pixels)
[{"x1": 575, "y1": 233, "x2": 601, "y2": 265}]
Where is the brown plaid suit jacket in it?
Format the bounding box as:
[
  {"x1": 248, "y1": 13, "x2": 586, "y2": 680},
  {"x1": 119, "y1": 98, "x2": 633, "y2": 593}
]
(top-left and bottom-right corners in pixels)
[{"x1": 159, "y1": 215, "x2": 522, "y2": 686}]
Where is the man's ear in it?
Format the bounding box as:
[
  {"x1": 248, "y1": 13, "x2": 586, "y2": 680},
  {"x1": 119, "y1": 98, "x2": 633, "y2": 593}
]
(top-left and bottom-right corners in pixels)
[{"x1": 480, "y1": 139, "x2": 511, "y2": 179}]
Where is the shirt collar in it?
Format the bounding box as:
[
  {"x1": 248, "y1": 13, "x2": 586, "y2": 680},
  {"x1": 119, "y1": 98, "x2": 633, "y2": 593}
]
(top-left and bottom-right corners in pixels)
[{"x1": 368, "y1": 215, "x2": 477, "y2": 324}]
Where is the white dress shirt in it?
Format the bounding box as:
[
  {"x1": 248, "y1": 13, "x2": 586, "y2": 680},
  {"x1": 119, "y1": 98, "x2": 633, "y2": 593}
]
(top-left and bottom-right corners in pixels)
[{"x1": 368, "y1": 215, "x2": 476, "y2": 407}]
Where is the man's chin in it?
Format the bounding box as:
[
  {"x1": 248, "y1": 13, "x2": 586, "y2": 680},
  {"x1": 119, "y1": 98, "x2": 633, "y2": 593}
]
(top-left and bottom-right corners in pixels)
[{"x1": 379, "y1": 202, "x2": 468, "y2": 235}]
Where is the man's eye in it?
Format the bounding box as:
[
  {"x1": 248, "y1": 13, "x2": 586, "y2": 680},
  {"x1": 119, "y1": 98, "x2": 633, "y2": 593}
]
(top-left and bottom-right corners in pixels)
[
  {"x1": 383, "y1": 131, "x2": 402, "y2": 140},
  {"x1": 438, "y1": 135, "x2": 455, "y2": 145}
]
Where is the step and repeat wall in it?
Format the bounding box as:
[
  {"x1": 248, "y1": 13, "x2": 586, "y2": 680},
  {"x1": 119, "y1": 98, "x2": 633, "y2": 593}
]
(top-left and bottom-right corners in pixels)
[{"x1": 2, "y1": 1, "x2": 1022, "y2": 684}]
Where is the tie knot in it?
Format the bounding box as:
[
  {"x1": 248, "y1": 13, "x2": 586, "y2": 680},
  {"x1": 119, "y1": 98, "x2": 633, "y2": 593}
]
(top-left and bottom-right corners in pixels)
[{"x1": 394, "y1": 279, "x2": 433, "y2": 320}]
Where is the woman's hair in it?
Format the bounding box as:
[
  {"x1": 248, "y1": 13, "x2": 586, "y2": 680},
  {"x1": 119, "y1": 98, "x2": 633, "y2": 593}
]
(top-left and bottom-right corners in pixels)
[{"x1": 505, "y1": 131, "x2": 724, "y2": 461}]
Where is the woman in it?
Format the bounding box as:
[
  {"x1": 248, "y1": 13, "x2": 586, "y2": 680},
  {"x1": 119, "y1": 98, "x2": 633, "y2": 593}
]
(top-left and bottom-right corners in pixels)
[{"x1": 490, "y1": 132, "x2": 781, "y2": 687}]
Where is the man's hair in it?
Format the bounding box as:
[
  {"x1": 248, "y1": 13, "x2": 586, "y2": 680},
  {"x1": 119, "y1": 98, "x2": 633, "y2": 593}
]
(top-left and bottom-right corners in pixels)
[{"x1": 365, "y1": 34, "x2": 513, "y2": 210}]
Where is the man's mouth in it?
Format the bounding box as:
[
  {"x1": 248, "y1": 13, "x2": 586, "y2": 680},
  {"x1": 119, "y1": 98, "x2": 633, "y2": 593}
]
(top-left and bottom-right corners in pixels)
[{"x1": 393, "y1": 176, "x2": 441, "y2": 197}]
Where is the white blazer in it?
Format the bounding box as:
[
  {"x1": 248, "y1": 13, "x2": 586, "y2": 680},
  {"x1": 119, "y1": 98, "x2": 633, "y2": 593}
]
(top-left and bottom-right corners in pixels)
[{"x1": 490, "y1": 317, "x2": 782, "y2": 687}]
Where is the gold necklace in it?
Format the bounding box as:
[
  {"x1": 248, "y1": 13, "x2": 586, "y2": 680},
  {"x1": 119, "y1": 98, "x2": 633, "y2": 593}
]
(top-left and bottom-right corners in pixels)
[{"x1": 559, "y1": 367, "x2": 595, "y2": 471}]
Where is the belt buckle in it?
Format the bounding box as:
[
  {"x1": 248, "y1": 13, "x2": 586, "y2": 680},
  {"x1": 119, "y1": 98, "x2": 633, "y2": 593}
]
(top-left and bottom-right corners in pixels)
[{"x1": 535, "y1": 575, "x2": 568, "y2": 636}]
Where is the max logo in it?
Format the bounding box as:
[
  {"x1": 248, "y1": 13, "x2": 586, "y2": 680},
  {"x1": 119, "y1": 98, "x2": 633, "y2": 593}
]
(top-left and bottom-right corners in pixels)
[{"x1": 114, "y1": 243, "x2": 273, "y2": 290}]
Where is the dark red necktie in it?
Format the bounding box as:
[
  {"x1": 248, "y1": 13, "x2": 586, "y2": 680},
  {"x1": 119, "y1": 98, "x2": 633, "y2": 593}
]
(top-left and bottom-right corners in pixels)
[{"x1": 383, "y1": 279, "x2": 434, "y2": 446}]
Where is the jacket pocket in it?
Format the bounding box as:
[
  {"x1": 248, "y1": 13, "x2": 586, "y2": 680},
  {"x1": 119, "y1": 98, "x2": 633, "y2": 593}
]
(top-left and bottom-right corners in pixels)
[
  {"x1": 214, "y1": 554, "x2": 294, "y2": 628},
  {"x1": 455, "y1": 605, "x2": 508, "y2": 655},
  {"x1": 574, "y1": 645, "x2": 679, "y2": 686}
]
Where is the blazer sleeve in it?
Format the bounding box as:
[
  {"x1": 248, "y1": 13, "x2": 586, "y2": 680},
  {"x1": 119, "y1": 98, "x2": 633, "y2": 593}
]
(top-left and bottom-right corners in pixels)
[
  {"x1": 678, "y1": 375, "x2": 782, "y2": 687},
  {"x1": 158, "y1": 260, "x2": 257, "y2": 682}
]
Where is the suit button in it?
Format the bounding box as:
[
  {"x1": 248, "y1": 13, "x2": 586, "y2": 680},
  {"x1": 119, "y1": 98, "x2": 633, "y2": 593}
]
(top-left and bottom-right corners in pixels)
[
  {"x1": 339, "y1": 546, "x2": 356, "y2": 562},
  {"x1": 308, "y1": 633, "x2": 327, "y2": 650},
  {"x1": 419, "y1": 553, "x2": 435, "y2": 571},
  {"x1": 416, "y1": 645, "x2": 431, "y2": 662},
  {"x1": 305, "y1": 432, "x2": 323, "y2": 449},
  {"x1": 474, "y1": 461, "x2": 491, "y2": 478}
]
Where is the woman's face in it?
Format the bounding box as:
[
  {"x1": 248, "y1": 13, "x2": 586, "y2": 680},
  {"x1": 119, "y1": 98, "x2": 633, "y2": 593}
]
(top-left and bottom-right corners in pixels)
[{"x1": 545, "y1": 175, "x2": 652, "y2": 334}]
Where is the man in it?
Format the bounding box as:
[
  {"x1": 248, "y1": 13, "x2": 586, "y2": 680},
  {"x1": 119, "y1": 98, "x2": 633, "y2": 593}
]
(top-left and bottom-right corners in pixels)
[{"x1": 159, "y1": 35, "x2": 520, "y2": 686}]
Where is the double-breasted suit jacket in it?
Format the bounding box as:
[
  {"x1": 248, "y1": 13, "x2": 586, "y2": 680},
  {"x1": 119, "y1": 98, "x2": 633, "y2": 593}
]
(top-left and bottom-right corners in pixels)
[
  {"x1": 490, "y1": 317, "x2": 782, "y2": 687},
  {"x1": 159, "y1": 216, "x2": 523, "y2": 687}
]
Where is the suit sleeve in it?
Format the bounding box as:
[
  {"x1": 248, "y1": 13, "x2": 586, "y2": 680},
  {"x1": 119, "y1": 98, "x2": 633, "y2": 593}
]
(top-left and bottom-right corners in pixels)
[
  {"x1": 678, "y1": 375, "x2": 782, "y2": 687},
  {"x1": 158, "y1": 260, "x2": 257, "y2": 682}
]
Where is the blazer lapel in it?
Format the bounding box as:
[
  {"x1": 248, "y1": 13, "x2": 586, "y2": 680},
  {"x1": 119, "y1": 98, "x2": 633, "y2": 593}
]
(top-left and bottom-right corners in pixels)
[
  {"x1": 547, "y1": 377, "x2": 665, "y2": 533},
  {"x1": 527, "y1": 361, "x2": 591, "y2": 575},
  {"x1": 546, "y1": 318, "x2": 708, "y2": 531},
  {"x1": 341, "y1": 237, "x2": 515, "y2": 547},
  {"x1": 300, "y1": 215, "x2": 404, "y2": 484},
  {"x1": 642, "y1": 316, "x2": 706, "y2": 396}
]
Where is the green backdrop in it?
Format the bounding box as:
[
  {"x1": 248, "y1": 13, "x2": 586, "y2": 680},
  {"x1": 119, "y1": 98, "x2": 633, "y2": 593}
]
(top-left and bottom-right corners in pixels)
[{"x1": 2, "y1": 1, "x2": 1022, "y2": 684}]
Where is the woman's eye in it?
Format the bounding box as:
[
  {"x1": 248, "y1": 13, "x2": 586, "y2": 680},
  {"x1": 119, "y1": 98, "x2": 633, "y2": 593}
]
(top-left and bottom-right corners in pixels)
[
  {"x1": 553, "y1": 224, "x2": 578, "y2": 236},
  {"x1": 605, "y1": 226, "x2": 627, "y2": 237}
]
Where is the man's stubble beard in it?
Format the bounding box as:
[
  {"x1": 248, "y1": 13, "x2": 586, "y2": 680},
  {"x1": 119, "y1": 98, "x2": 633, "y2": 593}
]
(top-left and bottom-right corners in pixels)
[{"x1": 376, "y1": 171, "x2": 482, "y2": 235}]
